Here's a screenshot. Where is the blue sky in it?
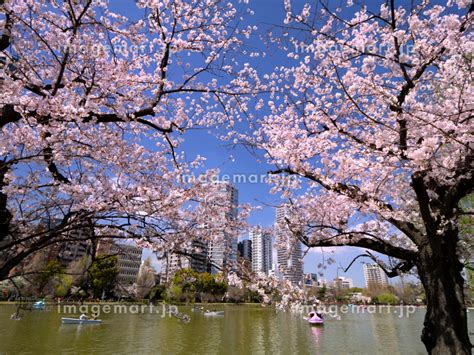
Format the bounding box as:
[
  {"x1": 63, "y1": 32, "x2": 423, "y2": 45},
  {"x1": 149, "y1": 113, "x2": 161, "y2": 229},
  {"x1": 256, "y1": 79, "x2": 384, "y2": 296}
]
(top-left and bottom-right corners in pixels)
[{"x1": 112, "y1": 0, "x2": 414, "y2": 288}]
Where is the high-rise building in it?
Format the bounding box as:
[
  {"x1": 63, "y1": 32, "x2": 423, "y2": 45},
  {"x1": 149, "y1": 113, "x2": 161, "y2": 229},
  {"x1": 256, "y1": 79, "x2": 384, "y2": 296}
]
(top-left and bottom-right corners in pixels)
[
  {"x1": 36, "y1": 219, "x2": 94, "y2": 266},
  {"x1": 161, "y1": 239, "x2": 209, "y2": 283},
  {"x1": 249, "y1": 227, "x2": 272, "y2": 275},
  {"x1": 304, "y1": 273, "x2": 318, "y2": 287},
  {"x1": 333, "y1": 276, "x2": 353, "y2": 290},
  {"x1": 363, "y1": 264, "x2": 388, "y2": 288},
  {"x1": 111, "y1": 243, "x2": 143, "y2": 286},
  {"x1": 96, "y1": 241, "x2": 143, "y2": 286},
  {"x1": 275, "y1": 204, "x2": 304, "y2": 285},
  {"x1": 268, "y1": 263, "x2": 282, "y2": 279},
  {"x1": 207, "y1": 182, "x2": 239, "y2": 274},
  {"x1": 238, "y1": 239, "x2": 252, "y2": 261},
  {"x1": 59, "y1": 225, "x2": 94, "y2": 265}
]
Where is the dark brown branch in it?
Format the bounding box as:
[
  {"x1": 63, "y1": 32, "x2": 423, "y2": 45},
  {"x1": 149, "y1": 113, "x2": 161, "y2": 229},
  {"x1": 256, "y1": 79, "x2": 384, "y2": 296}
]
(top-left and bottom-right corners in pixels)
[
  {"x1": 388, "y1": 2, "x2": 473, "y2": 158},
  {"x1": 411, "y1": 171, "x2": 437, "y2": 235},
  {"x1": 43, "y1": 146, "x2": 70, "y2": 184},
  {"x1": 270, "y1": 167, "x2": 423, "y2": 243},
  {"x1": 343, "y1": 251, "x2": 415, "y2": 277},
  {"x1": 294, "y1": 226, "x2": 417, "y2": 262},
  {"x1": 270, "y1": 167, "x2": 396, "y2": 212},
  {"x1": 446, "y1": 153, "x2": 474, "y2": 212}
]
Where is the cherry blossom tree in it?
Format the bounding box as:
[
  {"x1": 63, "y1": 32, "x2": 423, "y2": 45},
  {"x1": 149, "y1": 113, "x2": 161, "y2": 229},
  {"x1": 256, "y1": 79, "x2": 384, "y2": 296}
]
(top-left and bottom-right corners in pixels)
[
  {"x1": 0, "y1": 0, "x2": 254, "y2": 280},
  {"x1": 246, "y1": 1, "x2": 473, "y2": 353},
  {"x1": 135, "y1": 257, "x2": 156, "y2": 299},
  {"x1": 2, "y1": 0, "x2": 473, "y2": 352}
]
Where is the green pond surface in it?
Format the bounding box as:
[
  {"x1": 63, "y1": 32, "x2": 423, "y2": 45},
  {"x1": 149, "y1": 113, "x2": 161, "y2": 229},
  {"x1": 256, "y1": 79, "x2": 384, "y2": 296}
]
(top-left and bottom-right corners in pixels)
[{"x1": 1, "y1": 304, "x2": 473, "y2": 354}]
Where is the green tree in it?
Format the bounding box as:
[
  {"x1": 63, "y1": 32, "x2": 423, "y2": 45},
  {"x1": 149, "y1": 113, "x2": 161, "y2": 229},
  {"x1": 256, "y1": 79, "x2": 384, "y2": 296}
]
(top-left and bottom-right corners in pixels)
[
  {"x1": 37, "y1": 260, "x2": 64, "y2": 296},
  {"x1": 197, "y1": 272, "x2": 227, "y2": 301},
  {"x1": 88, "y1": 255, "x2": 118, "y2": 298},
  {"x1": 167, "y1": 269, "x2": 199, "y2": 302},
  {"x1": 374, "y1": 293, "x2": 399, "y2": 305},
  {"x1": 164, "y1": 284, "x2": 183, "y2": 303},
  {"x1": 317, "y1": 287, "x2": 326, "y2": 300},
  {"x1": 149, "y1": 284, "x2": 166, "y2": 301},
  {"x1": 55, "y1": 274, "x2": 73, "y2": 298},
  {"x1": 166, "y1": 269, "x2": 228, "y2": 302}
]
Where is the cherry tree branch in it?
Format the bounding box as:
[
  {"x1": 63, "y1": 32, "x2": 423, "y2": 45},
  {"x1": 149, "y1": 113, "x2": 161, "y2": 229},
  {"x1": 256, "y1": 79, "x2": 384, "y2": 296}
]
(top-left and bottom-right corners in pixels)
[{"x1": 342, "y1": 251, "x2": 415, "y2": 277}]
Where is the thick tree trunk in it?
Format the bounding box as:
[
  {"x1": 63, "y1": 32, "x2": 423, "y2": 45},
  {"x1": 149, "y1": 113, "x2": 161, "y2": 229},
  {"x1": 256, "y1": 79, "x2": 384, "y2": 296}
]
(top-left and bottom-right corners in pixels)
[{"x1": 417, "y1": 234, "x2": 472, "y2": 354}]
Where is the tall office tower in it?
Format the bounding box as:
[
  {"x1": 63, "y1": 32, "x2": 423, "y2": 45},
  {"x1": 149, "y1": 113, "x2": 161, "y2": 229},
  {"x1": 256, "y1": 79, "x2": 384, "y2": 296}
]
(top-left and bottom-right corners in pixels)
[
  {"x1": 363, "y1": 264, "x2": 389, "y2": 288},
  {"x1": 25, "y1": 219, "x2": 94, "y2": 271},
  {"x1": 249, "y1": 227, "x2": 272, "y2": 275},
  {"x1": 275, "y1": 203, "x2": 304, "y2": 285},
  {"x1": 238, "y1": 239, "x2": 252, "y2": 261},
  {"x1": 207, "y1": 181, "x2": 239, "y2": 274},
  {"x1": 161, "y1": 239, "x2": 209, "y2": 283},
  {"x1": 37, "y1": 218, "x2": 94, "y2": 266},
  {"x1": 59, "y1": 225, "x2": 94, "y2": 265}
]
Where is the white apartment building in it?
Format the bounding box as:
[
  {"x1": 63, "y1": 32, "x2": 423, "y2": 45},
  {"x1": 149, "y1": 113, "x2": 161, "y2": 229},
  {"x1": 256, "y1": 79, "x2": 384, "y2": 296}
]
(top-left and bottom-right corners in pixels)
[{"x1": 249, "y1": 227, "x2": 272, "y2": 275}]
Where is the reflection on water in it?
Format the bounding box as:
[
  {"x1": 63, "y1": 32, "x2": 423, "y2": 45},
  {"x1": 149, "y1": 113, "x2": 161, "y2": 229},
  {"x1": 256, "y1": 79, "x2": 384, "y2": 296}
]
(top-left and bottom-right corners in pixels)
[
  {"x1": 310, "y1": 326, "x2": 324, "y2": 345},
  {"x1": 1, "y1": 304, "x2": 473, "y2": 354}
]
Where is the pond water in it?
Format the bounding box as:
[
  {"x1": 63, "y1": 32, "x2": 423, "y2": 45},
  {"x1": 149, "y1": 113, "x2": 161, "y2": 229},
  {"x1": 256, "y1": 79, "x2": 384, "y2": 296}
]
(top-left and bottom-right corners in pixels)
[{"x1": 1, "y1": 304, "x2": 473, "y2": 354}]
